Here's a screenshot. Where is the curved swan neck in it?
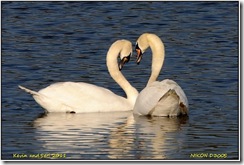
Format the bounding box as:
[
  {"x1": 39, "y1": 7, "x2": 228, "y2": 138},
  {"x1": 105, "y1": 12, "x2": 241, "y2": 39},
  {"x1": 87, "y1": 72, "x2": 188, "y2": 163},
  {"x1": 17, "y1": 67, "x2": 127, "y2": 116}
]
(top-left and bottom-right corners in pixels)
[
  {"x1": 106, "y1": 41, "x2": 138, "y2": 104},
  {"x1": 144, "y1": 33, "x2": 165, "y2": 86}
]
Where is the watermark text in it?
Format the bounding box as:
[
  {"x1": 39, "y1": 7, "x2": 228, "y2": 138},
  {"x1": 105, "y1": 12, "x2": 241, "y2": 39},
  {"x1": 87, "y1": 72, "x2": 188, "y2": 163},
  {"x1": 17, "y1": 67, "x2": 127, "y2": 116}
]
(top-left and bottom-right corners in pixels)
[{"x1": 190, "y1": 153, "x2": 228, "y2": 159}]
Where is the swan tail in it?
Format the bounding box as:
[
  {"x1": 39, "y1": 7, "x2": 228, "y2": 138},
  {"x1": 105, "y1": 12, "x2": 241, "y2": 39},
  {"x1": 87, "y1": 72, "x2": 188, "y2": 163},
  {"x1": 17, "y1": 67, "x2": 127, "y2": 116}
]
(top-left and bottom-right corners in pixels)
[
  {"x1": 18, "y1": 85, "x2": 75, "y2": 113},
  {"x1": 18, "y1": 85, "x2": 39, "y2": 96}
]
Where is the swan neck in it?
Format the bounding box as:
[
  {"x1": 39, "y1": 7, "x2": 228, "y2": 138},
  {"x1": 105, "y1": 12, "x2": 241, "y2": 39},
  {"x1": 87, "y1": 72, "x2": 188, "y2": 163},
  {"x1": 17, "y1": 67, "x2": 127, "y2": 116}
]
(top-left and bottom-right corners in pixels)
[
  {"x1": 146, "y1": 35, "x2": 165, "y2": 86},
  {"x1": 106, "y1": 47, "x2": 138, "y2": 104}
]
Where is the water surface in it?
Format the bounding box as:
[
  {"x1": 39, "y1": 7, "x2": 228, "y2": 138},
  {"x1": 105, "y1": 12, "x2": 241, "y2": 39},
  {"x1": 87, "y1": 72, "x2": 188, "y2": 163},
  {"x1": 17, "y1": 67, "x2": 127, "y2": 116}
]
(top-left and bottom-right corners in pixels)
[{"x1": 2, "y1": 1, "x2": 239, "y2": 160}]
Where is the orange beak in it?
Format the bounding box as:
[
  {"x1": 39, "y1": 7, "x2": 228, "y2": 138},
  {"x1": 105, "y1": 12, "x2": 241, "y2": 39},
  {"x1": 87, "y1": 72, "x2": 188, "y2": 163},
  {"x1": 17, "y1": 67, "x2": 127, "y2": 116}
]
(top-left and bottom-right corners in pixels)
[{"x1": 136, "y1": 48, "x2": 143, "y2": 64}]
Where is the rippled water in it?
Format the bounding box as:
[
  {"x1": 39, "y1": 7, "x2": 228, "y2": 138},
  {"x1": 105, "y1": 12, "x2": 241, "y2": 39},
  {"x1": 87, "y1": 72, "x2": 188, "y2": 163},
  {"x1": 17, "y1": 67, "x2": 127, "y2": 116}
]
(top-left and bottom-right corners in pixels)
[{"x1": 2, "y1": 1, "x2": 239, "y2": 160}]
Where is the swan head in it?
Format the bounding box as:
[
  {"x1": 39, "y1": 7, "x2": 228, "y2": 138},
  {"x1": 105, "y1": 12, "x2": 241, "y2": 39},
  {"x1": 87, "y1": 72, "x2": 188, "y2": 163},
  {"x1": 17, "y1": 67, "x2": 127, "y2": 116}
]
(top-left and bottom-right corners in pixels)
[
  {"x1": 118, "y1": 53, "x2": 131, "y2": 71},
  {"x1": 107, "y1": 39, "x2": 132, "y2": 72},
  {"x1": 135, "y1": 33, "x2": 150, "y2": 64},
  {"x1": 117, "y1": 40, "x2": 132, "y2": 70}
]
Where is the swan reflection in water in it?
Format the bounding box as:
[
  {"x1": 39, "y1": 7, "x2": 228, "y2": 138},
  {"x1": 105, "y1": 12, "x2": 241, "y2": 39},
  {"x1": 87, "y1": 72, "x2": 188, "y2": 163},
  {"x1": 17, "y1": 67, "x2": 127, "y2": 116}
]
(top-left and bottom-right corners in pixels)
[
  {"x1": 32, "y1": 112, "x2": 188, "y2": 159},
  {"x1": 108, "y1": 114, "x2": 188, "y2": 159}
]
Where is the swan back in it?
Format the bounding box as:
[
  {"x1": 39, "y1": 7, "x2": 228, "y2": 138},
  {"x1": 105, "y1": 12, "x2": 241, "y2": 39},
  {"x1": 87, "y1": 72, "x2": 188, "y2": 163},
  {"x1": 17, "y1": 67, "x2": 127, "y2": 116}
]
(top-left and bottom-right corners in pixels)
[{"x1": 133, "y1": 79, "x2": 188, "y2": 116}]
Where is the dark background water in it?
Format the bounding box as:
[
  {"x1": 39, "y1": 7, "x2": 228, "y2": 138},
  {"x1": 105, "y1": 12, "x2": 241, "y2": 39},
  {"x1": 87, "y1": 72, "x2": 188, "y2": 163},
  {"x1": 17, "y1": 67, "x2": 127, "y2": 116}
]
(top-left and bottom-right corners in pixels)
[{"x1": 2, "y1": 1, "x2": 239, "y2": 160}]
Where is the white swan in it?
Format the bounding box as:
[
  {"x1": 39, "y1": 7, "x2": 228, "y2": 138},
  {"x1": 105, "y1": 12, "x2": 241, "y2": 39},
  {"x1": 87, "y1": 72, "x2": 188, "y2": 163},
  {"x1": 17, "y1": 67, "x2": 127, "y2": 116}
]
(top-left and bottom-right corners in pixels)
[
  {"x1": 19, "y1": 40, "x2": 138, "y2": 113},
  {"x1": 133, "y1": 33, "x2": 188, "y2": 117}
]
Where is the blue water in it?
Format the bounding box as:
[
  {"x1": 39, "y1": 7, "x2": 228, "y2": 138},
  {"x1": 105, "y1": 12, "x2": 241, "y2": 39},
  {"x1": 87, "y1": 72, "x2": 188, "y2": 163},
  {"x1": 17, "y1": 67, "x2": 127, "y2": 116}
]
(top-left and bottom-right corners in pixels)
[{"x1": 2, "y1": 1, "x2": 239, "y2": 160}]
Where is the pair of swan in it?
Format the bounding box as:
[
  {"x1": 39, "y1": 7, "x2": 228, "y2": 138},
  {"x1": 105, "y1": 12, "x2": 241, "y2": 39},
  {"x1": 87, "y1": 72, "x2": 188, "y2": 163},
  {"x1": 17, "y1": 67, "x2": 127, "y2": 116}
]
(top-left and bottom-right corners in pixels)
[{"x1": 19, "y1": 33, "x2": 188, "y2": 116}]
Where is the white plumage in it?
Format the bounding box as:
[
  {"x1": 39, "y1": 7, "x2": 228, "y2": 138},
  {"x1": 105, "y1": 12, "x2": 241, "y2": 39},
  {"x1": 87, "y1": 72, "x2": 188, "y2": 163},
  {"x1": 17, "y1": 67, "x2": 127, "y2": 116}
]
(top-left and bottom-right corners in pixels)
[
  {"x1": 19, "y1": 40, "x2": 138, "y2": 113},
  {"x1": 133, "y1": 79, "x2": 188, "y2": 116},
  {"x1": 133, "y1": 33, "x2": 188, "y2": 117}
]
